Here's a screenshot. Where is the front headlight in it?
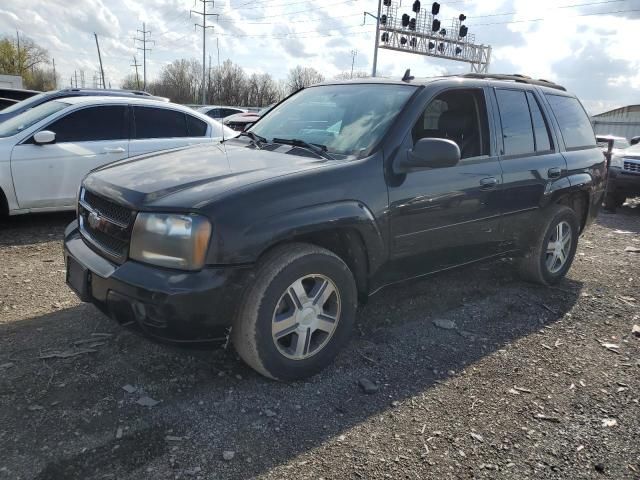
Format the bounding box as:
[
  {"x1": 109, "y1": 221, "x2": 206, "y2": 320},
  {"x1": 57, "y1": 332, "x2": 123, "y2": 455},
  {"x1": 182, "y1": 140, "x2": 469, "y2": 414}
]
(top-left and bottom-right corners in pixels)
[
  {"x1": 610, "y1": 153, "x2": 623, "y2": 168},
  {"x1": 129, "y1": 213, "x2": 212, "y2": 270}
]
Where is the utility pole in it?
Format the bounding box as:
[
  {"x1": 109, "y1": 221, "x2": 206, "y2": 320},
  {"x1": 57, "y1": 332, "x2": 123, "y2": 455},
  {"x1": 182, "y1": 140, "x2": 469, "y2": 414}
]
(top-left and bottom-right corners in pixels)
[
  {"x1": 134, "y1": 22, "x2": 154, "y2": 91},
  {"x1": 191, "y1": 0, "x2": 218, "y2": 105},
  {"x1": 94, "y1": 33, "x2": 106, "y2": 89},
  {"x1": 15, "y1": 30, "x2": 22, "y2": 76},
  {"x1": 363, "y1": 0, "x2": 382, "y2": 77},
  {"x1": 80, "y1": 70, "x2": 85, "y2": 88},
  {"x1": 131, "y1": 56, "x2": 141, "y2": 90},
  {"x1": 350, "y1": 49, "x2": 358, "y2": 79},
  {"x1": 52, "y1": 58, "x2": 57, "y2": 88},
  {"x1": 74, "y1": 70, "x2": 78, "y2": 88},
  {"x1": 208, "y1": 54, "x2": 211, "y2": 104}
]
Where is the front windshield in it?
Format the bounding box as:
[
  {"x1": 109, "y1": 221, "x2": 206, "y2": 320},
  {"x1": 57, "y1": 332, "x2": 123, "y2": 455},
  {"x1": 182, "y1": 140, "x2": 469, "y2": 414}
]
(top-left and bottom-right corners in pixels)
[
  {"x1": 0, "y1": 91, "x2": 49, "y2": 114},
  {"x1": 0, "y1": 100, "x2": 69, "y2": 138},
  {"x1": 250, "y1": 84, "x2": 417, "y2": 157}
]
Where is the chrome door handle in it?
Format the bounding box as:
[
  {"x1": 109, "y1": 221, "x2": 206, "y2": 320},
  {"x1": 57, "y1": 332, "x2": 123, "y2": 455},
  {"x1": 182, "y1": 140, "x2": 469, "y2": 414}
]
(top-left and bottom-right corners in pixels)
[
  {"x1": 103, "y1": 147, "x2": 125, "y2": 154},
  {"x1": 479, "y1": 177, "x2": 498, "y2": 190}
]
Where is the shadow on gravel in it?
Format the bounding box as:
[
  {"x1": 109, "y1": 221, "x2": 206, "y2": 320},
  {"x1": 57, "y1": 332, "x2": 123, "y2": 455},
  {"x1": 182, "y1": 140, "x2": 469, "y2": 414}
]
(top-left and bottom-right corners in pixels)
[
  {"x1": 0, "y1": 211, "x2": 74, "y2": 246},
  {"x1": 0, "y1": 257, "x2": 584, "y2": 479}
]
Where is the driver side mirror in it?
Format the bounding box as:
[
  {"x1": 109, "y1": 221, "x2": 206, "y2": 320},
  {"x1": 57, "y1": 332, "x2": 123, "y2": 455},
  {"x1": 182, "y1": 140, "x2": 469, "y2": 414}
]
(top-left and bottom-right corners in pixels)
[
  {"x1": 395, "y1": 138, "x2": 460, "y2": 173},
  {"x1": 33, "y1": 130, "x2": 56, "y2": 145}
]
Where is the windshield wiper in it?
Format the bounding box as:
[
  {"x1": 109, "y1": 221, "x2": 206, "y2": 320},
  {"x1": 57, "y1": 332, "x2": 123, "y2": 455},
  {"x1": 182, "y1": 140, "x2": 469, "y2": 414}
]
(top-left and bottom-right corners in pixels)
[
  {"x1": 271, "y1": 137, "x2": 334, "y2": 160},
  {"x1": 239, "y1": 131, "x2": 267, "y2": 149}
]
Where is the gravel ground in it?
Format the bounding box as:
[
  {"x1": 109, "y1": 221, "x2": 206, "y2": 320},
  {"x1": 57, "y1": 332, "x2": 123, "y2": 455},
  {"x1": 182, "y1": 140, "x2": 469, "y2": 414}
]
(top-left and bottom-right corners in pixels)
[{"x1": 0, "y1": 202, "x2": 639, "y2": 480}]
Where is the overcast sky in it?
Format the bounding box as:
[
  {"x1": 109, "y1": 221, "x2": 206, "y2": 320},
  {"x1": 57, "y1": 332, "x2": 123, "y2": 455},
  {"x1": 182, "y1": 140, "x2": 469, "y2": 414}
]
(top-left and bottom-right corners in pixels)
[{"x1": 1, "y1": 0, "x2": 639, "y2": 114}]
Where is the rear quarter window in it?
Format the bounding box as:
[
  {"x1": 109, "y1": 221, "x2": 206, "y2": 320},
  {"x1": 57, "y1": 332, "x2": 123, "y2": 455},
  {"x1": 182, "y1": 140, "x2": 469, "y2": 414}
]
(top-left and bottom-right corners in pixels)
[{"x1": 545, "y1": 94, "x2": 596, "y2": 150}]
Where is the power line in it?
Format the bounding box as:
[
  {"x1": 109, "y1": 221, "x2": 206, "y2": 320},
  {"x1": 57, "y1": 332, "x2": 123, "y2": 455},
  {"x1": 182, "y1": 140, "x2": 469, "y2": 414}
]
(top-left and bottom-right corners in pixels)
[
  {"x1": 191, "y1": 0, "x2": 220, "y2": 105},
  {"x1": 134, "y1": 22, "x2": 154, "y2": 90},
  {"x1": 468, "y1": 6, "x2": 640, "y2": 26}
]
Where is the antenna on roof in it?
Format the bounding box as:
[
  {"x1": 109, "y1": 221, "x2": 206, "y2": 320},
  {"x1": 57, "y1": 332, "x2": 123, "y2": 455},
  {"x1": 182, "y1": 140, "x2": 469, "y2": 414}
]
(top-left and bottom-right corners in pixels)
[{"x1": 402, "y1": 69, "x2": 414, "y2": 82}]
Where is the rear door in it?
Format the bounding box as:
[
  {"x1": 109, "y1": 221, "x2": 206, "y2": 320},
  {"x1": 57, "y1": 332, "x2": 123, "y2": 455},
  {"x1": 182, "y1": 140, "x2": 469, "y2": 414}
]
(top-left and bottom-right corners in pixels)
[
  {"x1": 128, "y1": 106, "x2": 212, "y2": 157},
  {"x1": 490, "y1": 88, "x2": 568, "y2": 244},
  {"x1": 11, "y1": 105, "x2": 129, "y2": 209}
]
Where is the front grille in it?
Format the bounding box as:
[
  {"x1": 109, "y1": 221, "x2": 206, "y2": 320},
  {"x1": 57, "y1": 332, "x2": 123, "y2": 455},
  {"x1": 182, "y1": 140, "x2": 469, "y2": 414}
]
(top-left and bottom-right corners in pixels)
[
  {"x1": 78, "y1": 188, "x2": 135, "y2": 263},
  {"x1": 623, "y1": 160, "x2": 640, "y2": 174}
]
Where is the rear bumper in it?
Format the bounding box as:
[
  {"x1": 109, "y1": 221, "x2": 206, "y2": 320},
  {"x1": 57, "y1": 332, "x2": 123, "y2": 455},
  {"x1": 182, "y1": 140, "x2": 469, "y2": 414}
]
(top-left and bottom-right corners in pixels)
[
  {"x1": 607, "y1": 167, "x2": 640, "y2": 196},
  {"x1": 63, "y1": 221, "x2": 251, "y2": 343}
]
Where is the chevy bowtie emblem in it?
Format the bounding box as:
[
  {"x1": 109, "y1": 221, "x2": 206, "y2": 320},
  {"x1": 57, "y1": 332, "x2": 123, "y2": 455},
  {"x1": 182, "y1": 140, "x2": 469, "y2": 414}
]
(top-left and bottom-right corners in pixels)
[{"x1": 88, "y1": 211, "x2": 101, "y2": 229}]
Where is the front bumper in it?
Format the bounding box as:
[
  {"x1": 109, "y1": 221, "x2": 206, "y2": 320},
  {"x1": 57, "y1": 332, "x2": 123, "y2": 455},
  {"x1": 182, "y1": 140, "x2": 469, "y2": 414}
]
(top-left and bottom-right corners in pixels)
[
  {"x1": 63, "y1": 221, "x2": 251, "y2": 343},
  {"x1": 607, "y1": 166, "x2": 640, "y2": 196}
]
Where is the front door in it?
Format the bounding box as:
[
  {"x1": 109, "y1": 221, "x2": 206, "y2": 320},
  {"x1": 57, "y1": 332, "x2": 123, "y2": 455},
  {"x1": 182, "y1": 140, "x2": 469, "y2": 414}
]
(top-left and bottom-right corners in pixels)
[
  {"x1": 385, "y1": 87, "x2": 504, "y2": 283},
  {"x1": 11, "y1": 105, "x2": 129, "y2": 209}
]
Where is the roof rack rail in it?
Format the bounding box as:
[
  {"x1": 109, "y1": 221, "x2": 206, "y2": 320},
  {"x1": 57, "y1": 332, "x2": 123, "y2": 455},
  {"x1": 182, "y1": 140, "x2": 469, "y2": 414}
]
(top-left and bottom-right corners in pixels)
[{"x1": 462, "y1": 73, "x2": 567, "y2": 91}]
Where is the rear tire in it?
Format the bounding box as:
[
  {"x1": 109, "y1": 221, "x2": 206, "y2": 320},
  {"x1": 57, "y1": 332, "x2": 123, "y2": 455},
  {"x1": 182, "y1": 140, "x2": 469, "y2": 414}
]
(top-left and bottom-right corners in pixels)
[
  {"x1": 518, "y1": 205, "x2": 579, "y2": 286},
  {"x1": 232, "y1": 243, "x2": 357, "y2": 381}
]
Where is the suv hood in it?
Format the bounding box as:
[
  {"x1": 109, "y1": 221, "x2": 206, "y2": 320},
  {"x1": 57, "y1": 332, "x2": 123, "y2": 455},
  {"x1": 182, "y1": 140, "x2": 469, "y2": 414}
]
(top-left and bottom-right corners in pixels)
[{"x1": 83, "y1": 140, "x2": 328, "y2": 209}]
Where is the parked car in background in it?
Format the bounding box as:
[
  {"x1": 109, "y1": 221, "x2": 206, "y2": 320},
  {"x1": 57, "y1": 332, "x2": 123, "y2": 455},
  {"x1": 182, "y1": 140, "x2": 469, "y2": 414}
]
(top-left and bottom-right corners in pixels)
[
  {"x1": 197, "y1": 105, "x2": 246, "y2": 120},
  {"x1": 596, "y1": 135, "x2": 629, "y2": 155},
  {"x1": 0, "y1": 88, "x2": 168, "y2": 123},
  {"x1": 0, "y1": 97, "x2": 234, "y2": 215},
  {"x1": 64, "y1": 74, "x2": 605, "y2": 380},
  {"x1": 630, "y1": 135, "x2": 640, "y2": 146},
  {"x1": 0, "y1": 87, "x2": 40, "y2": 102},
  {"x1": 223, "y1": 111, "x2": 260, "y2": 131},
  {"x1": 604, "y1": 142, "x2": 640, "y2": 211}
]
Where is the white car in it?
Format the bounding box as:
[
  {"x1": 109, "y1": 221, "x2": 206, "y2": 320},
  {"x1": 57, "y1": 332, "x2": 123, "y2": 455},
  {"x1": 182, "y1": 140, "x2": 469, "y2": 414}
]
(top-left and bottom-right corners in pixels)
[{"x1": 0, "y1": 96, "x2": 235, "y2": 215}]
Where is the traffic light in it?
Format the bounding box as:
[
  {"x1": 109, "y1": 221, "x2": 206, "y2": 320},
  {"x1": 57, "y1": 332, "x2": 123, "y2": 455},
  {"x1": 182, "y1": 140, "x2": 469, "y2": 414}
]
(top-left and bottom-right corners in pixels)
[
  {"x1": 432, "y1": 19, "x2": 440, "y2": 31},
  {"x1": 437, "y1": 42, "x2": 445, "y2": 52},
  {"x1": 381, "y1": 32, "x2": 389, "y2": 42},
  {"x1": 413, "y1": 0, "x2": 421, "y2": 13},
  {"x1": 432, "y1": 2, "x2": 440, "y2": 15},
  {"x1": 455, "y1": 47, "x2": 462, "y2": 55},
  {"x1": 409, "y1": 18, "x2": 416, "y2": 31},
  {"x1": 459, "y1": 25, "x2": 468, "y2": 37},
  {"x1": 410, "y1": 37, "x2": 417, "y2": 47},
  {"x1": 380, "y1": 14, "x2": 387, "y2": 25},
  {"x1": 428, "y1": 41, "x2": 435, "y2": 50},
  {"x1": 383, "y1": 0, "x2": 391, "y2": 6},
  {"x1": 439, "y1": 28, "x2": 447, "y2": 36},
  {"x1": 402, "y1": 13, "x2": 410, "y2": 27},
  {"x1": 459, "y1": 14, "x2": 466, "y2": 21},
  {"x1": 400, "y1": 36, "x2": 408, "y2": 45}
]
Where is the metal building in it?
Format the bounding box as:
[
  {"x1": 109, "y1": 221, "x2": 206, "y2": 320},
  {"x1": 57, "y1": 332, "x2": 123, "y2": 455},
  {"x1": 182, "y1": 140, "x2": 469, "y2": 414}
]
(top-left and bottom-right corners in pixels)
[{"x1": 591, "y1": 105, "x2": 640, "y2": 140}]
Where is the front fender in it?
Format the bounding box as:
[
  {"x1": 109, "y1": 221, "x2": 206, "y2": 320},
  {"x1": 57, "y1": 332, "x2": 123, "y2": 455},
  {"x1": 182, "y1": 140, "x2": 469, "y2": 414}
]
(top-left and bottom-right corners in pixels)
[{"x1": 219, "y1": 201, "x2": 386, "y2": 272}]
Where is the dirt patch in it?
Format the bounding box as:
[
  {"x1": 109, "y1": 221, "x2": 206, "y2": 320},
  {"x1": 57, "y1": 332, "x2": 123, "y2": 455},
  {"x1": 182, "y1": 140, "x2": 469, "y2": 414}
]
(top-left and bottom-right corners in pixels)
[{"x1": 1, "y1": 203, "x2": 639, "y2": 479}]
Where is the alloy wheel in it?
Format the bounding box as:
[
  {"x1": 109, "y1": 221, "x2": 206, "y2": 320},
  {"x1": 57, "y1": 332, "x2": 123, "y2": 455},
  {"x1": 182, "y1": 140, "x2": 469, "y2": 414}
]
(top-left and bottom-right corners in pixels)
[
  {"x1": 545, "y1": 220, "x2": 572, "y2": 274},
  {"x1": 271, "y1": 274, "x2": 341, "y2": 360}
]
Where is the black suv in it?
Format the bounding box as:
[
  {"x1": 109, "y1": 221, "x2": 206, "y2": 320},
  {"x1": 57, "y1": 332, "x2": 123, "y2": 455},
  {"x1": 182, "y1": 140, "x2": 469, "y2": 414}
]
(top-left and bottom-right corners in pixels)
[{"x1": 64, "y1": 74, "x2": 605, "y2": 380}]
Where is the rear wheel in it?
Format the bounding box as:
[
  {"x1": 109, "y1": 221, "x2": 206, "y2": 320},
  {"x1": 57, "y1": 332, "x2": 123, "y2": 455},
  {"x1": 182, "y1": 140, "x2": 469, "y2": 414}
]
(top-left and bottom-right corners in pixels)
[
  {"x1": 518, "y1": 205, "x2": 579, "y2": 285},
  {"x1": 232, "y1": 243, "x2": 357, "y2": 381}
]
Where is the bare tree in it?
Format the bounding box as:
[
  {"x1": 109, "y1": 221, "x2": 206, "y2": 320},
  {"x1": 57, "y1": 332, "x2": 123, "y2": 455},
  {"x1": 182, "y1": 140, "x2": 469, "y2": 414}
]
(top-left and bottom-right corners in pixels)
[
  {"x1": 148, "y1": 59, "x2": 202, "y2": 104},
  {"x1": 0, "y1": 36, "x2": 54, "y2": 90},
  {"x1": 286, "y1": 66, "x2": 325, "y2": 94},
  {"x1": 334, "y1": 70, "x2": 370, "y2": 80}
]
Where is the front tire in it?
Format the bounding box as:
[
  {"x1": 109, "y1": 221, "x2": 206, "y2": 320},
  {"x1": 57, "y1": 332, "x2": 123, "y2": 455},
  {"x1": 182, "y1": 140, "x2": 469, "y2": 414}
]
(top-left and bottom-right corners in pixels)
[
  {"x1": 232, "y1": 243, "x2": 357, "y2": 381},
  {"x1": 518, "y1": 205, "x2": 579, "y2": 285}
]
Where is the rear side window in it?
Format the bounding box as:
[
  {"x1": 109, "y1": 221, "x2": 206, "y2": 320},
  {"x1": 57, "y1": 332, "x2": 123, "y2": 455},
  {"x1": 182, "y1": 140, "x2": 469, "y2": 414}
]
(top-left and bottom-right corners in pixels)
[
  {"x1": 495, "y1": 89, "x2": 534, "y2": 156},
  {"x1": 47, "y1": 106, "x2": 127, "y2": 143},
  {"x1": 186, "y1": 115, "x2": 208, "y2": 136},
  {"x1": 134, "y1": 107, "x2": 188, "y2": 139},
  {"x1": 526, "y1": 92, "x2": 552, "y2": 152},
  {"x1": 545, "y1": 94, "x2": 596, "y2": 150}
]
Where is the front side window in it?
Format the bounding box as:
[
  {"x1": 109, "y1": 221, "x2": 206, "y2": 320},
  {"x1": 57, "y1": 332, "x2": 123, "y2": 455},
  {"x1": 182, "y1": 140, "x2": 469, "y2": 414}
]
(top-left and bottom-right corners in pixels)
[
  {"x1": 495, "y1": 89, "x2": 535, "y2": 156},
  {"x1": 412, "y1": 89, "x2": 489, "y2": 159},
  {"x1": 46, "y1": 105, "x2": 127, "y2": 142},
  {"x1": 250, "y1": 84, "x2": 417, "y2": 157},
  {"x1": 134, "y1": 107, "x2": 188, "y2": 139},
  {"x1": 545, "y1": 94, "x2": 596, "y2": 150},
  {"x1": 186, "y1": 115, "x2": 208, "y2": 137},
  {"x1": 0, "y1": 100, "x2": 70, "y2": 138}
]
